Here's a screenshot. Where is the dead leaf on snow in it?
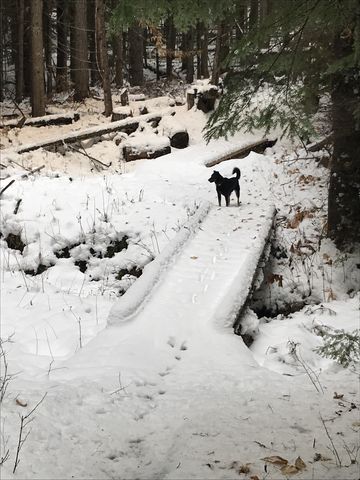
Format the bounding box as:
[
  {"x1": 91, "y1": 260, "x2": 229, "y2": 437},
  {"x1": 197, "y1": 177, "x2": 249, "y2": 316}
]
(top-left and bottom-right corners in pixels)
[
  {"x1": 280, "y1": 464, "x2": 299, "y2": 475},
  {"x1": 190, "y1": 256, "x2": 198, "y2": 260},
  {"x1": 313, "y1": 452, "x2": 332, "y2": 462},
  {"x1": 16, "y1": 398, "x2": 27, "y2": 407},
  {"x1": 250, "y1": 476, "x2": 260, "y2": 480},
  {"x1": 261, "y1": 456, "x2": 288, "y2": 466},
  {"x1": 238, "y1": 464, "x2": 251, "y2": 474},
  {"x1": 294, "y1": 456, "x2": 306, "y2": 470}
]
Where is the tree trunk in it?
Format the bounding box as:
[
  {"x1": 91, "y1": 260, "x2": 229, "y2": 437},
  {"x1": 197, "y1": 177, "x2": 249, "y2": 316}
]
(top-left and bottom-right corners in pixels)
[
  {"x1": 211, "y1": 22, "x2": 223, "y2": 85},
  {"x1": 328, "y1": 33, "x2": 360, "y2": 247},
  {"x1": 73, "y1": 0, "x2": 89, "y2": 101},
  {"x1": 114, "y1": 32, "x2": 123, "y2": 88},
  {"x1": 165, "y1": 15, "x2": 176, "y2": 79},
  {"x1": 43, "y1": 0, "x2": 53, "y2": 97},
  {"x1": 181, "y1": 33, "x2": 187, "y2": 71},
  {"x1": 31, "y1": 0, "x2": 45, "y2": 116},
  {"x1": 197, "y1": 22, "x2": 209, "y2": 79},
  {"x1": 249, "y1": 0, "x2": 259, "y2": 31},
  {"x1": 95, "y1": 0, "x2": 112, "y2": 116},
  {"x1": 235, "y1": 4, "x2": 247, "y2": 39},
  {"x1": 88, "y1": 0, "x2": 99, "y2": 86},
  {"x1": 16, "y1": 0, "x2": 25, "y2": 102},
  {"x1": 23, "y1": 1, "x2": 32, "y2": 97},
  {"x1": 143, "y1": 28, "x2": 148, "y2": 68},
  {"x1": 185, "y1": 27, "x2": 194, "y2": 84},
  {"x1": 128, "y1": 23, "x2": 143, "y2": 86},
  {"x1": 56, "y1": 0, "x2": 68, "y2": 92},
  {"x1": 0, "y1": 22, "x2": 3, "y2": 101},
  {"x1": 69, "y1": 1, "x2": 75, "y2": 83}
]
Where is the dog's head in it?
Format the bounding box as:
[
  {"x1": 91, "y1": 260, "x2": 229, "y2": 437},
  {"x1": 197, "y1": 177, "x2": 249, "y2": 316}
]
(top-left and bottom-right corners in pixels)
[{"x1": 208, "y1": 171, "x2": 221, "y2": 183}]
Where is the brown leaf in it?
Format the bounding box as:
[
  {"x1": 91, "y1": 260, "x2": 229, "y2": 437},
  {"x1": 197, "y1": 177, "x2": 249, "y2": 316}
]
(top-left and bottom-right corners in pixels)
[
  {"x1": 238, "y1": 464, "x2": 251, "y2": 474},
  {"x1": 280, "y1": 464, "x2": 299, "y2": 475},
  {"x1": 190, "y1": 256, "x2": 198, "y2": 260},
  {"x1": 262, "y1": 456, "x2": 288, "y2": 466},
  {"x1": 16, "y1": 398, "x2": 27, "y2": 407},
  {"x1": 250, "y1": 476, "x2": 260, "y2": 480},
  {"x1": 295, "y1": 457, "x2": 306, "y2": 471}
]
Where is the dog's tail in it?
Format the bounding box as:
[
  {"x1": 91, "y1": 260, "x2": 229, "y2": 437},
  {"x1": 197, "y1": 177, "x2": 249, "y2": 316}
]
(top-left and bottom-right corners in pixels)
[{"x1": 233, "y1": 167, "x2": 241, "y2": 179}]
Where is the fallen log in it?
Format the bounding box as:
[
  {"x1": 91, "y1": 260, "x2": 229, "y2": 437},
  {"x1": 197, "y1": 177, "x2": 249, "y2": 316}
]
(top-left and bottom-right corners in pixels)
[
  {"x1": 123, "y1": 135, "x2": 171, "y2": 162},
  {"x1": 206, "y1": 138, "x2": 277, "y2": 167},
  {"x1": 1, "y1": 112, "x2": 80, "y2": 129},
  {"x1": 21, "y1": 165, "x2": 45, "y2": 178},
  {"x1": 14, "y1": 199, "x2": 22, "y2": 214},
  {"x1": 0, "y1": 179, "x2": 15, "y2": 197},
  {"x1": 307, "y1": 134, "x2": 333, "y2": 152},
  {"x1": 8, "y1": 112, "x2": 165, "y2": 155}
]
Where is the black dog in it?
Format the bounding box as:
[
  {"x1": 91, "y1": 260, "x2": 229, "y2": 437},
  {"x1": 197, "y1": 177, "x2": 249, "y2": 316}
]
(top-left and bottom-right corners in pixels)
[{"x1": 208, "y1": 167, "x2": 241, "y2": 207}]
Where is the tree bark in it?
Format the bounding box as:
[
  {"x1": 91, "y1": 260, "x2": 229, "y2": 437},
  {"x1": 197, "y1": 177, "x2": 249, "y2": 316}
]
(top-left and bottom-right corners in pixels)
[
  {"x1": 328, "y1": 33, "x2": 360, "y2": 247},
  {"x1": 43, "y1": 0, "x2": 53, "y2": 97},
  {"x1": 73, "y1": 0, "x2": 89, "y2": 101},
  {"x1": 197, "y1": 22, "x2": 209, "y2": 79},
  {"x1": 211, "y1": 22, "x2": 223, "y2": 85},
  {"x1": 249, "y1": 0, "x2": 259, "y2": 31},
  {"x1": 56, "y1": 0, "x2": 68, "y2": 91},
  {"x1": 88, "y1": 0, "x2": 99, "y2": 86},
  {"x1": 95, "y1": 0, "x2": 112, "y2": 116},
  {"x1": 23, "y1": 1, "x2": 32, "y2": 97},
  {"x1": 16, "y1": 0, "x2": 25, "y2": 102},
  {"x1": 128, "y1": 23, "x2": 143, "y2": 86},
  {"x1": 165, "y1": 15, "x2": 176, "y2": 79},
  {"x1": 185, "y1": 27, "x2": 194, "y2": 84},
  {"x1": 114, "y1": 32, "x2": 123, "y2": 88},
  {"x1": 31, "y1": 0, "x2": 45, "y2": 116}
]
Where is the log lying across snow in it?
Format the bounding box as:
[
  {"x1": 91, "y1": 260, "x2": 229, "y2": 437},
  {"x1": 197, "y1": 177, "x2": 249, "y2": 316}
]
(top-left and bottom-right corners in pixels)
[
  {"x1": 1, "y1": 112, "x2": 80, "y2": 129},
  {"x1": 123, "y1": 134, "x2": 171, "y2": 162},
  {"x1": 8, "y1": 112, "x2": 165, "y2": 155},
  {"x1": 307, "y1": 133, "x2": 333, "y2": 152},
  {"x1": 206, "y1": 138, "x2": 277, "y2": 167}
]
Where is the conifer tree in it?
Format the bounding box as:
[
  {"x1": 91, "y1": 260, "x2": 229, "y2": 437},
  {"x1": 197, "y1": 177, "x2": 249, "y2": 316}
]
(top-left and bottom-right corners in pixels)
[{"x1": 205, "y1": 0, "x2": 360, "y2": 248}]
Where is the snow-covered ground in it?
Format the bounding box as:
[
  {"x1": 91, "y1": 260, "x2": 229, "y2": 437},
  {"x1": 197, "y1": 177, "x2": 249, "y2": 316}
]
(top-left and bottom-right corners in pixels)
[{"x1": 0, "y1": 95, "x2": 359, "y2": 479}]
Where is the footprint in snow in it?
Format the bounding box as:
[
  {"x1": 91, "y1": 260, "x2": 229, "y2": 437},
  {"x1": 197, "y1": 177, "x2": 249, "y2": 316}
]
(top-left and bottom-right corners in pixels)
[
  {"x1": 159, "y1": 365, "x2": 173, "y2": 377},
  {"x1": 167, "y1": 336, "x2": 176, "y2": 348},
  {"x1": 180, "y1": 341, "x2": 188, "y2": 351}
]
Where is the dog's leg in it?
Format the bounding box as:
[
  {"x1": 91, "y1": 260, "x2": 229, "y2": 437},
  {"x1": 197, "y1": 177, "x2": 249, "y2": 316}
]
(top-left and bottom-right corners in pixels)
[
  {"x1": 236, "y1": 188, "x2": 240, "y2": 206},
  {"x1": 217, "y1": 191, "x2": 221, "y2": 206},
  {"x1": 226, "y1": 195, "x2": 230, "y2": 207}
]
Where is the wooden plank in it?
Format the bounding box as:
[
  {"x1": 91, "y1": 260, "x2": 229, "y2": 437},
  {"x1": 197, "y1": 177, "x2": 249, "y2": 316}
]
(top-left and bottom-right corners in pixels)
[{"x1": 206, "y1": 138, "x2": 277, "y2": 167}]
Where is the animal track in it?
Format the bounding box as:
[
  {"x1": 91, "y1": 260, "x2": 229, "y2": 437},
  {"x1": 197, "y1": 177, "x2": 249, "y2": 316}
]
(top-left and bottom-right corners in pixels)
[
  {"x1": 167, "y1": 336, "x2": 176, "y2": 348},
  {"x1": 180, "y1": 341, "x2": 188, "y2": 351}
]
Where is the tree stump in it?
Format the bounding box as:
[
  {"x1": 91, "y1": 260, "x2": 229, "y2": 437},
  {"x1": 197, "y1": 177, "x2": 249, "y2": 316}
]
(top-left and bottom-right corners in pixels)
[
  {"x1": 111, "y1": 107, "x2": 132, "y2": 122},
  {"x1": 196, "y1": 87, "x2": 218, "y2": 113},
  {"x1": 120, "y1": 87, "x2": 129, "y2": 106}
]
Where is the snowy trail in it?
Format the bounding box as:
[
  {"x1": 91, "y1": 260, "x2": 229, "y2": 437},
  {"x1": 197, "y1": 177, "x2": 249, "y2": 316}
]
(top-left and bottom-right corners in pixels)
[
  {"x1": 42, "y1": 202, "x2": 277, "y2": 478},
  {"x1": 3, "y1": 138, "x2": 358, "y2": 479},
  {"x1": 54, "y1": 202, "x2": 274, "y2": 382}
]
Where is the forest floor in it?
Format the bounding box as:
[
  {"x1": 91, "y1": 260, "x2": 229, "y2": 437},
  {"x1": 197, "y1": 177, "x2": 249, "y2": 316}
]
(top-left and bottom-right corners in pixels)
[{"x1": 0, "y1": 84, "x2": 359, "y2": 479}]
